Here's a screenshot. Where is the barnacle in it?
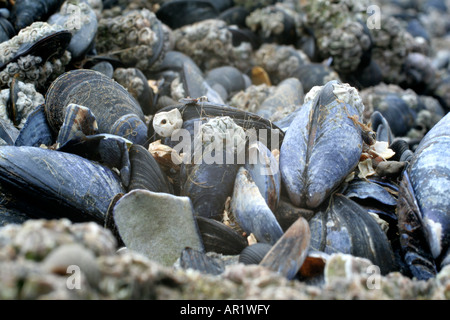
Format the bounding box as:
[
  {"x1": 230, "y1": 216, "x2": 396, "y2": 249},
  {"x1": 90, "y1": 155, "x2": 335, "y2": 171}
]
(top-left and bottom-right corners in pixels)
[
  {"x1": 173, "y1": 19, "x2": 253, "y2": 72},
  {"x1": 96, "y1": 9, "x2": 169, "y2": 72},
  {"x1": 370, "y1": 16, "x2": 416, "y2": 84},
  {"x1": 253, "y1": 43, "x2": 310, "y2": 85},
  {"x1": 0, "y1": 80, "x2": 44, "y2": 129}
]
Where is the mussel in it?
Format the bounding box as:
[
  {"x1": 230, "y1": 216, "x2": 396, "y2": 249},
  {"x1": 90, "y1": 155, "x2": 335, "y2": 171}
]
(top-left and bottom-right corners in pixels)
[
  {"x1": 397, "y1": 112, "x2": 450, "y2": 279},
  {"x1": 309, "y1": 194, "x2": 397, "y2": 275},
  {"x1": 280, "y1": 81, "x2": 363, "y2": 209},
  {"x1": 0, "y1": 145, "x2": 125, "y2": 223},
  {"x1": 45, "y1": 69, "x2": 148, "y2": 145}
]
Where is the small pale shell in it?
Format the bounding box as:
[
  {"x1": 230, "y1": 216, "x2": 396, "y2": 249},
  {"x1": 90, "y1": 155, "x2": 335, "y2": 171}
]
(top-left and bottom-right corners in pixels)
[
  {"x1": 152, "y1": 108, "x2": 183, "y2": 137},
  {"x1": 371, "y1": 141, "x2": 396, "y2": 160}
]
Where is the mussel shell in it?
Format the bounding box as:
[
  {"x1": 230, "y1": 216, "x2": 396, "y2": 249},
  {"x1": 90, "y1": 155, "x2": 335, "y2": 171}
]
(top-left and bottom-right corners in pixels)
[
  {"x1": 256, "y1": 77, "x2": 304, "y2": 120},
  {"x1": 10, "y1": 0, "x2": 65, "y2": 31},
  {"x1": 397, "y1": 171, "x2": 437, "y2": 279},
  {"x1": 280, "y1": 81, "x2": 363, "y2": 209},
  {"x1": 344, "y1": 178, "x2": 397, "y2": 208},
  {"x1": 0, "y1": 29, "x2": 72, "y2": 71},
  {"x1": 57, "y1": 133, "x2": 132, "y2": 188},
  {"x1": 55, "y1": 103, "x2": 98, "y2": 146},
  {"x1": 259, "y1": 216, "x2": 311, "y2": 280},
  {"x1": 239, "y1": 243, "x2": 272, "y2": 265},
  {"x1": 45, "y1": 69, "x2": 147, "y2": 145},
  {"x1": 205, "y1": 66, "x2": 250, "y2": 102},
  {"x1": 308, "y1": 195, "x2": 397, "y2": 275},
  {"x1": 14, "y1": 104, "x2": 54, "y2": 147},
  {"x1": 0, "y1": 16, "x2": 15, "y2": 44},
  {"x1": 179, "y1": 247, "x2": 225, "y2": 275},
  {"x1": 404, "y1": 112, "x2": 450, "y2": 266},
  {"x1": 156, "y1": 0, "x2": 220, "y2": 29},
  {"x1": 289, "y1": 63, "x2": 340, "y2": 94},
  {"x1": 0, "y1": 117, "x2": 19, "y2": 145},
  {"x1": 156, "y1": 102, "x2": 284, "y2": 148},
  {"x1": 230, "y1": 166, "x2": 283, "y2": 245},
  {"x1": 127, "y1": 144, "x2": 173, "y2": 194},
  {"x1": 0, "y1": 146, "x2": 125, "y2": 223},
  {"x1": 370, "y1": 110, "x2": 394, "y2": 144},
  {"x1": 373, "y1": 93, "x2": 416, "y2": 137},
  {"x1": 180, "y1": 148, "x2": 239, "y2": 220},
  {"x1": 244, "y1": 140, "x2": 281, "y2": 212},
  {"x1": 196, "y1": 216, "x2": 248, "y2": 255},
  {"x1": 47, "y1": 2, "x2": 98, "y2": 61}
]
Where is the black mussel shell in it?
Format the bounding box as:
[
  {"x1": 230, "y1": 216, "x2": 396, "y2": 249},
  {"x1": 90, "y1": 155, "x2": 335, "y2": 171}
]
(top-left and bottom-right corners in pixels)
[{"x1": 239, "y1": 243, "x2": 272, "y2": 265}]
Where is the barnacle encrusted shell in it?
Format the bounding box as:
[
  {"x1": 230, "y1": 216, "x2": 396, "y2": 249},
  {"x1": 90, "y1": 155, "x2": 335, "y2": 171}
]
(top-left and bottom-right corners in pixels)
[
  {"x1": 230, "y1": 83, "x2": 275, "y2": 113},
  {"x1": 95, "y1": 8, "x2": 169, "y2": 72},
  {"x1": 0, "y1": 22, "x2": 66, "y2": 65},
  {"x1": 113, "y1": 68, "x2": 145, "y2": 102},
  {"x1": 304, "y1": 82, "x2": 365, "y2": 117},
  {"x1": 0, "y1": 80, "x2": 44, "y2": 129},
  {"x1": 245, "y1": 3, "x2": 303, "y2": 41},
  {"x1": 369, "y1": 16, "x2": 416, "y2": 84},
  {"x1": 173, "y1": 19, "x2": 253, "y2": 72},
  {"x1": 200, "y1": 116, "x2": 246, "y2": 153},
  {"x1": 301, "y1": 0, "x2": 372, "y2": 73},
  {"x1": 253, "y1": 44, "x2": 310, "y2": 85},
  {"x1": 0, "y1": 22, "x2": 71, "y2": 89}
]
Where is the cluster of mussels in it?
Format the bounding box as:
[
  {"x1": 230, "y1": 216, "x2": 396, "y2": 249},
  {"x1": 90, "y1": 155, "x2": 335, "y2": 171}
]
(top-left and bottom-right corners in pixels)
[{"x1": 0, "y1": 0, "x2": 448, "y2": 291}]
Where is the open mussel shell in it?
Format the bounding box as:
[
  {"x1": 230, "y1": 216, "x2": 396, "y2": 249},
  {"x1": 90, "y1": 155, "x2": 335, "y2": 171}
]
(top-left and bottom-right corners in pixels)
[
  {"x1": 344, "y1": 178, "x2": 397, "y2": 211},
  {"x1": 280, "y1": 81, "x2": 363, "y2": 209},
  {"x1": 127, "y1": 144, "x2": 173, "y2": 194},
  {"x1": 45, "y1": 69, "x2": 148, "y2": 145},
  {"x1": 230, "y1": 166, "x2": 283, "y2": 245},
  {"x1": 0, "y1": 146, "x2": 125, "y2": 223},
  {"x1": 309, "y1": 194, "x2": 397, "y2": 275},
  {"x1": 57, "y1": 133, "x2": 132, "y2": 189},
  {"x1": 370, "y1": 110, "x2": 394, "y2": 144},
  {"x1": 371, "y1": 93, "x2": 417, "y2": 137},
  {"x1": 398, "y1": 112, "x2": 450, "y2": 273},
  {"x1": 55, "y1": 103, "x2": 98, "y2": 147},
  {"x1": 244, "y1": 140, "x2": 281, "y2": 212},
  {"x1": 0, "y1": 29, "x2": 72, "y2": 71},
  {"x1": 196, "y1": 216, "x2": 248, "y2": 255}
]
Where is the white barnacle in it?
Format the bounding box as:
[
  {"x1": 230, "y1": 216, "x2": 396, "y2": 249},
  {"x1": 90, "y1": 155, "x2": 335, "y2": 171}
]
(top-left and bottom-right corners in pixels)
[
  {"x1": 200, "y1": 116, "x2": 246, "y2": 153},
  {"x1": 331, "y1": 82, "x2": 365, "y2": 117},
  {"x1": 152, "y1": 108, "x2": 183, "y2": 137}
]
